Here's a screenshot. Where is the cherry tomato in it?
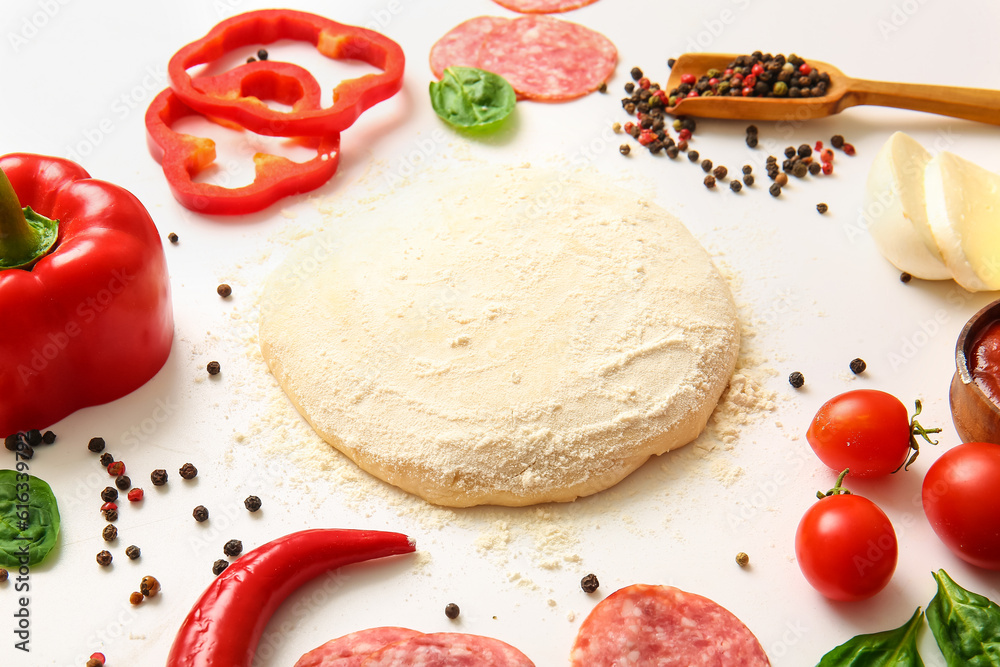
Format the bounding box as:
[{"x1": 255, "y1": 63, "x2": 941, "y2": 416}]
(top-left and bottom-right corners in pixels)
[
  {"x1": 922, "y1": 442, "x2": 1000, "y2": 570},
  {"x1": 806, "y1": 390, "x2": 939, "y2": 477},
  {"x1": 795, "y1": 489, "x2": 898, "y2": 601}
]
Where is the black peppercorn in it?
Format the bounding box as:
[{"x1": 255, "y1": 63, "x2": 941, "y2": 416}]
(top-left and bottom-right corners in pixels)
[
  {"x1": 808, "y1": 162, "x2": 821, "y2": 176},
  {"x1": 730, "y1": 180, "x2": 742, "y2": 193},
  {"x1": 797, "y1": 144, "x2": 812, "y2": 158},
  {"x1": 101, "y1": 487, "x2": 118, "y2": 502},
  {"x1": 665, "y1": 145, "x2": 679, "y2": 159},
  {"x1": 619, "y1": 144, "x2": 631, "y2": 156},
  {"x1": 742, "y1": 165, "x2": 753, "y2": 175},
  {"x1": 257, "y1": 48, "x2": 268, "y2": 61},
  {"x1": 212, "y1": 559, "x2": 229, "y2": 576},
  {"x1": 831, "y1": 134, "x2": 845, "y2": 149},
  {"x1": 151, "y1": 469, "x2": 168, "y2": 486},
  {"x1": 244, "y1": 495, "x2": 262, "y2": 512},
  {"x1": 193, "y1": 505, "x2": 209, "y2": 522},
  {"x1": 3, "y1": 434, "x2": 22, "y2": 452},
  {"x1": 217, "y1": 284, "x2": 232, "y2": 298},
  {"x1": 179, "y1": 463, "x2": 198, "y2": 480},
  {"x1": 17, "y1": 444, "x2": 33, "y2": 460},
  {"x1": 713, "y1": 165, "x2": 728, "y2": 180},
  {"x1": 766, "y1": 155, "x2": 777, "y2": 164},
  {"x1": 784, "y1": 146, "x2": 796, "y2": 158},
  {"x1": 207, "y1": 361, "x2": 221, "y2": 375},
  {"x1": 701, "y1": 158, "x2": 713, "y2": 173},
  {"x1": 900, "y1": 272, "x2": 912, "y2": 283},
  {"x1": 96, "y1": 550, "x2": 113, "y2": 566},
  {"x1": 115, "y1": 475, "x2": 132, "y2": 491},
  {"x1": 103, "y1": 509, "x2": 118, "y2": 522},
  {"x1": 581, "y1": 573, "x2": 600, "y2": 593},
  {"x1": 792, "y1": 162, "x2": 808, "y2": 178},
  {"x1": 103, "y1": 524, "x2": 118, "y2": 541},
  {"x1": 788, "y1": 371, "x2": 805, "y2": 388},
  {"x1": 126, "y1": 545, "x2": 141, "y2": 560},
  {"x1": 100, "y1": 452, "x2": 114, "y2": 467},
  {"x1": 850, "y1": 358, "x2": 867, "y2": 374},
  {"x1": 630, "y1": 66, "x2": 643, "y2": 81},
  {"x1": 167, "y1": 232, "x2": 179, "y2": 244},
  {"x1": 746, "y1": 134, "x2": 759, "y2": 148},
  {"x1": 667, "y1": 58, "x2": 676, "y2": 69},
  {"x1": 89, "y1": 437, "x2": 106, "y2": 453},
  {"x1": 769, "y1": 183, "x2": 782, "y2": 197},
  {"x1": 445, "y1": 603, "x2": 461, "y2": 619},
  {"x1": 688, "y1": 150, "x2": 700, "y2": 162},
  {"x1": 223, "y1": 539, "x2": 243, "y2": 557},
  {"x1": 0, "y1": 568, "x2": 7, "y2": 582},
  {"x1": 745, "y1": 124, "x2": 758, "y2": 135},
  {"x1": 624, "y1": 82, "x2": 635, "y2": 94},
  {"x1": 743, "y1": 174, "x2": 755, "y2": 187},
  {"x1": 140, "y1": 575, "x2": 161, "y2": 597},
  {"x1": 41, "y1": 430, "x2": 56, "y2": 444},
  {"x1": 816, "y1": 203, "x2": 829, "y2": 214},
  {"x1": 703, "y1": 175, "x2": 716, "y2": 189},
  {"x1": 25, "y1": 429, "x2": 41, "y2": 446},
  {"x1": 598, "y1": 82, "x2": 607, "y2": 93},
  {"x1": 246, "y1": 56, "x2": 256, "y2": 63}
]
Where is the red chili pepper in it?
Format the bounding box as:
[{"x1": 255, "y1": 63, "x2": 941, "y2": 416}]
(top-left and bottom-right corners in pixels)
[
  {"x1": 0, "y1": 154, "x2": 173, "y2": 436},
  {"x1": 168, "y1": 9, "x2": 405, "y2": 137},
  {"x1": 166, "y1": 529, "x2": 415, "y2": 667},
  {"x1": 145, "y1": 61, "x2": 341, "y2": 215}
]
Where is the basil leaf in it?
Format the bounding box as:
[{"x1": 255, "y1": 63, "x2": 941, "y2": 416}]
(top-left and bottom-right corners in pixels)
[
  {"x1": 817, "y1": 607, "x2": 925, "y2": 666},
  {"x1": 0, "y1": 469, "x2": 60, "y2": 567},
  {"x1": 429, "y1": 67, "x2": 516, "y2": 129},
  {"x1": 927, "y1": 569, "x2": 1000, "y2": 666}
]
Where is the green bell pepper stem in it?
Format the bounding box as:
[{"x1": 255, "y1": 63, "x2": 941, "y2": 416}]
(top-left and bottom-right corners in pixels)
[{"x1": 0, "y1": 166, "x2": 58, "y2": 270}]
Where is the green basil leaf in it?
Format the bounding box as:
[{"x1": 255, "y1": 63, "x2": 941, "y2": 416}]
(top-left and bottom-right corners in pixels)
[
  {"x1": 0, "y1": 469, "x2": 60, "y2": 567},
  {"x1": 926, "y1": 569, "x2": 1000, "y2": 666},
  {"x1": 816, "y1": 607, "x2": 925, "y2": 666},
  {"x1": 429, "y1": 66, "x2": 516, "y2": 129}
]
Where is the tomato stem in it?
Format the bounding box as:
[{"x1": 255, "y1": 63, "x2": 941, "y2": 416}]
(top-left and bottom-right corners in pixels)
[
  {"x1": 894, "y1": 399, "x2": 941, "y2": 473},
  {"x1": 817, "y1": 468, "x2": 853, "y2": 499}
]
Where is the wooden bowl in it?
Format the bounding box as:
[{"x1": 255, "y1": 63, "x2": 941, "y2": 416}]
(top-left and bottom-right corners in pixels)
[{"x1": 951, "y1": 298, "x2": 1000, "y2": 444}]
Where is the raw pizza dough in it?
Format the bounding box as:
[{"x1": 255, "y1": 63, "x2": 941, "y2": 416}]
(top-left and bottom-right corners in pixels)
[{"x1": 260, "y1": 167, "x2": 739, "y2": 507}]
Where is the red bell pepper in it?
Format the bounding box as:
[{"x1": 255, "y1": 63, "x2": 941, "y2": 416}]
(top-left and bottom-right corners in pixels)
[
  {"x1": 166, "y1": 529, "x2": 416, "y2": 667},
  {"x1": 0, "y1": 154, "x2": 173, "y2": 436},
  {"x1": 168, "y1": 9, "x2": 405, "y2": 137},
  {"x1": 146, "y1": 60, "x2": 340, "y2": 215}
]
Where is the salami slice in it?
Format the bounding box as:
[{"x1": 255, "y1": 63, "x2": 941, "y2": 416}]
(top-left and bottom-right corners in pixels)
[
  {"x1": 491, "y1": 0, "x2": 600, "y2": 14},
  {"x1": 570, "y1": 584, "x2": 771, "y2": 666},
  {"x1": 294, "y1": 627, "x2": 423, "y2": 667},
  {"x1": 429, "y1": 16, "x2": 509, "y2": 79},
  {"x1": 361, "y1": 632, "x2": 535, "y2": 666},
  {"x1": 476, "y1": 16, "x2": 616, "y2": 101}
]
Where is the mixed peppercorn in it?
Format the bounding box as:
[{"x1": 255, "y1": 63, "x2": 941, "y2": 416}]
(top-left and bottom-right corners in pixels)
[{"x1": 666, "y1": 52, "x2": 830, "y2": 103}]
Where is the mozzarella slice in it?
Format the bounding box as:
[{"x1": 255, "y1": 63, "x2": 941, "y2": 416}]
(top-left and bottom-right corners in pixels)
[
  {"x1": 925, "y1": 151, "x2": 1000, "y2": 292},
  {"x1": 865, "y1": 132, "x2": 951, "y2": 279}
]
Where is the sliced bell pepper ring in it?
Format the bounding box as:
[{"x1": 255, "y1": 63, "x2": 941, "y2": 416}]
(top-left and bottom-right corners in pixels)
[
  {"x1": 0, "y1": 153, "x2": 173, "y2": 436},
  {"x1": 168, "y1": 9, "x2": 406, "y2": 137},
  {"x1": 146, "y1": 60, "x2": 341, "y2": 215}
]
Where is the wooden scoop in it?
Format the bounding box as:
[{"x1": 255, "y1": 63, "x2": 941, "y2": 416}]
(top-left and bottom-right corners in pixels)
[{"x1": 664, "y1": 53, "x2": 1000, "y2": 126}]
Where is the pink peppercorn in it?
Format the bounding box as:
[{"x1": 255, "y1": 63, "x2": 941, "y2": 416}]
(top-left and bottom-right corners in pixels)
[
  {"x1": 822, "y1": 162, "x2": 833, "y2": 175},
  {"x1": 108, "y1": 461, "x2": 125, "y2": 477},
  {"x1": 678, "y1": 128, "x2": 692, "y2": 141},
  {"x1": 842, "y1": 143, "x2": 856, "y2": 156},
  {"x1": 680, "y1": 73, "x2": 695, "y2": 85},
  {"x1": 127, "y1": 488, "x2": 144, "y2": 502}
]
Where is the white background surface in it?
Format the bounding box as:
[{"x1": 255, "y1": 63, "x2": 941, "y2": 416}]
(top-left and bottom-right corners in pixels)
[{"x1": 3, "y1": 0, "x2": 1000, "y2": 665}]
